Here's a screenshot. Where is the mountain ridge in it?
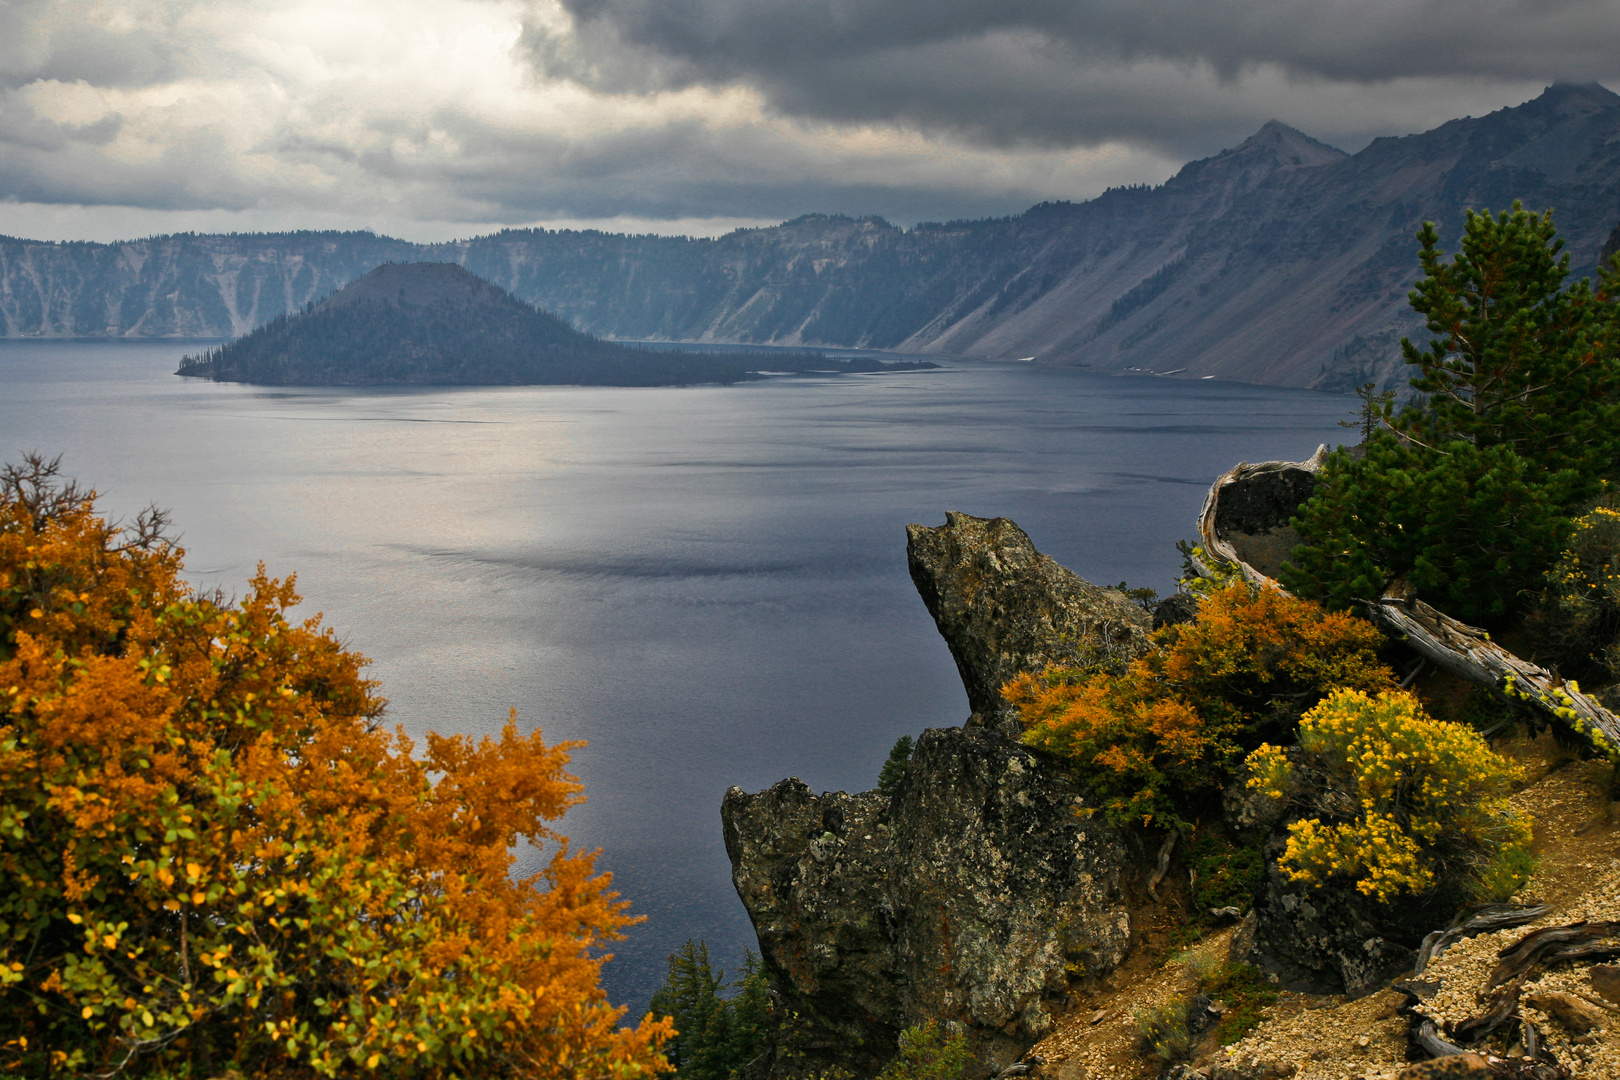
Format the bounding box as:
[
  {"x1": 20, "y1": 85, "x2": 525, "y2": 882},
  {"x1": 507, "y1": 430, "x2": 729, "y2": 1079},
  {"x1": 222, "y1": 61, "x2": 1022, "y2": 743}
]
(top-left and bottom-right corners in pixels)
[{"x1": 2, "y1": 83, "x2": 1617, "y2": 390}]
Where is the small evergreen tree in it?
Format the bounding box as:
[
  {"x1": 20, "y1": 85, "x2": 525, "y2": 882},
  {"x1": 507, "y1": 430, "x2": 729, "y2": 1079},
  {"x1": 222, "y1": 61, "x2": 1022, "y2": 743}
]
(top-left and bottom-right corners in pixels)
[
  {"x1": 1283, "y1": 434, "x2": 1583, "y2": 620},
  {"x1": 722, "y1": 952, "x2": 773, "y2": 1073},
  {"x1": 1398, "y1": 204, "x2": 1620, "y2": 475},
  {"x1": 650, "y1": 941, "x2": 729, "y2": 1078},
  {"x1": 650, "y1": 942, "x2": 773, "y2": 1080},
  {"x1": 878, "y1": 735, "x2": 915, "y2": 798},
  {"x1": 1287, "y1": 205, "x2": 1620, "y2": 619},
  {"x1": 1337, "y1": 382, "x2": 1395, "y2": 443}
]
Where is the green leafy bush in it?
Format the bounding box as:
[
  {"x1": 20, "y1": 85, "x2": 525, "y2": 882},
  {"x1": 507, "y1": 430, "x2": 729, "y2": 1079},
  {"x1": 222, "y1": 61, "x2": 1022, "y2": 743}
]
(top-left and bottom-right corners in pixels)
[
  {"x1": 1186, "y1": 831, "x2": 1264, "y2": 915},
  {"x1": 875, "y1": 1021, "x2": 970, "y2": 1080},
  {"x1": 1201, "y1": 962, "x2": 1278, "y2": 1045},
  {"x1": 1527, "y1": 506, "x2": 1620, "y2": 683}
]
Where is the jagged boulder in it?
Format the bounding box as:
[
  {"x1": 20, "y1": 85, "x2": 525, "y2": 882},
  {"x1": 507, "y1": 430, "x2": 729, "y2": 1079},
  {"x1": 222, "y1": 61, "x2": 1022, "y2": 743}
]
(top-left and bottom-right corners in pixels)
[
  {"x1": 1241, "y1": 836, "x2": 1430, "y2": 997},
  {"x1": 906, "y1": 513, "x2": 1152, "y2": 735},
  {"x1": 722, "y1": 725, "x2": 1132, "y2": 1078}
]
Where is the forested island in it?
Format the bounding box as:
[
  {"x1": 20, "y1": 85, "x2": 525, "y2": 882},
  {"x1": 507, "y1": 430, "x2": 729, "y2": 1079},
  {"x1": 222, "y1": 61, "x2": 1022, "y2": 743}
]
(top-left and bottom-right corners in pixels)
[{"x1": 174, "y1": 262, "x2": 934, "y2": 387}]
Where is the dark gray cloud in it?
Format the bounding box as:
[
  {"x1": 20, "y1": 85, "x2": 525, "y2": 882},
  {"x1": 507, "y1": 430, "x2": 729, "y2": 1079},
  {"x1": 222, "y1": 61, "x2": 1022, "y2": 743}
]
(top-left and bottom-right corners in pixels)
[
  {"x1": 526, "y1": 0, "x2": 1620, "y2": 152},
  {"x1": 0, "y1": 0, "x2": 1608, "y2": 241}
]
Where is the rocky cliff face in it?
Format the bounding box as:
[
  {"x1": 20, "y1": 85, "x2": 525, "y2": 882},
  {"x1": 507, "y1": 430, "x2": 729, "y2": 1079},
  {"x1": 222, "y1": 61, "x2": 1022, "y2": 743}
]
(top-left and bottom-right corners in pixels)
[
  {"x1": 722, "y1": 727, "x2": 1130, "y2": 1077},
  {"x1": 4, "y1": 85, "x2": 1618, "y2": 392},
  {"x1": 905, "y1": 512, "x2": 1152, "y2": 736},
  {"x1": 722, "y1": 514, "x2": 1148, "y2": 1076}
]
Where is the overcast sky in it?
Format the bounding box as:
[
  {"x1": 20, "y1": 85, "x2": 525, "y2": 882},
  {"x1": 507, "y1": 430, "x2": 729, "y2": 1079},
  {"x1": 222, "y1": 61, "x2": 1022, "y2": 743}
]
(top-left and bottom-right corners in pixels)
[{"x1": 0, "y1": 0, "x2": 1612, "y2": 243}]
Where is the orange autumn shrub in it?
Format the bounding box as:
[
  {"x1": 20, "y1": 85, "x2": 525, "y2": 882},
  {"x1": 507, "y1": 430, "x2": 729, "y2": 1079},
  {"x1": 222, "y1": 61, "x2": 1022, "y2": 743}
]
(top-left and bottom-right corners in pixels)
[
  {"x1": 0, "y1": 456, "x2": 670, "y2": 1078},
  {"x1": 1006, "y1": 583, "x2": 1393, "y2": 829}
]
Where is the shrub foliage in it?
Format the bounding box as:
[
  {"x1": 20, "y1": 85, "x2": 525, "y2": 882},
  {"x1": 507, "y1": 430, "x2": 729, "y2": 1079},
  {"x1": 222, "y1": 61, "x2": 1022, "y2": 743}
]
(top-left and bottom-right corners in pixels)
[
  {"x1": 0, "y1": 457, "x2": 670, "y2": 1077},
  {"x1": 1527, "y1": 505, "x2": 1620, "y2": 683},
  {"x1": 874, "y1": 1021, "x2": 970, "y2": 1080},
  {"x1": 1246, "y1": 689, "x2": 1531, "y2": 904},
  {"x1": 1007, "y1": 584, "x2": 1392, "y2": 829}
]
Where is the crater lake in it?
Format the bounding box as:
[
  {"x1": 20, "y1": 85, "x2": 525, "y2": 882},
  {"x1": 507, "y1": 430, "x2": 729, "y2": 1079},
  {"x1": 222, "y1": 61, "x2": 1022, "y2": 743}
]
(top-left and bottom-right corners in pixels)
[{"x1": 0, "y1": 340, "x2": 1354, "y2": 1011}]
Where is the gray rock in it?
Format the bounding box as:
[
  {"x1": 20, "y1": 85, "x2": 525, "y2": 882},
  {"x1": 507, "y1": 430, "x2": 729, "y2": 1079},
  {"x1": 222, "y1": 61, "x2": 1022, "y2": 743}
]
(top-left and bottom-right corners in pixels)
[
  {"x1": 906, "y1": 513, "x2": 1152, "y2": 736},
  {"x1": 1152, "y1": 592, "x2": 1199, "y2": 629},
  {"x1": 722, "y1": 725, "x2": 1132, "y2": 1078},
  {"x1": 1221, "y1": 764, "x2": 1288, "y2": 844},
  {"x1": 1241, "y1": 832, "x2": 1433, "y2": 997}
]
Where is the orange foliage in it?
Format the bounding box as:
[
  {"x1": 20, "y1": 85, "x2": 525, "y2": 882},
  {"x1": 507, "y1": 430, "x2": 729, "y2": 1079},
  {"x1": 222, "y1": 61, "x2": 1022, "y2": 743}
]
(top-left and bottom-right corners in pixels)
[
  {"x1": 0, "y1": 457, "x2": 670, "y2": 1078},
  {"x1": 1005, "y1": 583, "x2": 1393, "y2": 828}
]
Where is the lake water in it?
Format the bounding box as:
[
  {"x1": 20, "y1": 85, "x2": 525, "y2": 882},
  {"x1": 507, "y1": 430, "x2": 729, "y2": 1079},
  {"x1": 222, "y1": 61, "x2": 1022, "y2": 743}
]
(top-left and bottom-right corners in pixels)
[{"x1": 0, "y1": 341, "x2": 1353, "y2": 1012}]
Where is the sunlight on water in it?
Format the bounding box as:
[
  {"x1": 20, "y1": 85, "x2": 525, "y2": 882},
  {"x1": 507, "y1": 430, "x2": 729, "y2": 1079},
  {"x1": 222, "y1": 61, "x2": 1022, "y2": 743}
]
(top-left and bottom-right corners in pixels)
[{"x1": 0, "y1": 340, "x2": 1353, "y2": 1009}]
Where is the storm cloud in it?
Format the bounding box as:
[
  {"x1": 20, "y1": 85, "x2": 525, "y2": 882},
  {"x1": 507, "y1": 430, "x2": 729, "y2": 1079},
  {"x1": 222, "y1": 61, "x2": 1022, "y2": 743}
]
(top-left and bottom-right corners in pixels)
[{"x1": 0, "y1": 0, "x2": 1611, "y2": 241}]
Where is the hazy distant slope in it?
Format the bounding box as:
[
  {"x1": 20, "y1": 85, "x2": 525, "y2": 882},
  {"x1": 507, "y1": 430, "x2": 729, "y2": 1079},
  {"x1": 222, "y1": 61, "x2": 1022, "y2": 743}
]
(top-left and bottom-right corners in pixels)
[
  {"x1": 176, "y1": 262, "x2": 758, "y2": 386},
  {"x1": 4, "y1": 83, "x2": 1619, "y2": 390},
  {"x1": 0, "y1": 231, "x2": 418, "y2": 338}
]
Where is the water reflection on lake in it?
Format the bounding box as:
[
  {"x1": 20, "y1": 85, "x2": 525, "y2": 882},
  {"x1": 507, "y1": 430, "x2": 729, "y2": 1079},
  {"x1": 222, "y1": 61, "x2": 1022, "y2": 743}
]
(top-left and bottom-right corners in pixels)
[{"x1": 0, "y1": 340, "x2": 1351, "y2": 1009}]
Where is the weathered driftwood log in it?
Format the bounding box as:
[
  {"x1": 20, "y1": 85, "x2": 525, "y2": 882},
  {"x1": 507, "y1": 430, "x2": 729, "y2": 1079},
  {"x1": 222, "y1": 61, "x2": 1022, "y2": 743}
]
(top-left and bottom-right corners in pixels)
[
  {"x1": 1194, "y1": 445, "x2": 1326, "y2": 585},
  {"x1": 1365, "y1": 597, "x2": 1620, "y2": 754},
  {"x1": 1195, "y1": 450, "x2": 1620, "y2": 758},
  {"x1": 1415, "y1": 905, "x2": 1554, "y2": 976},
  {"x1": 1446, "y1": 921, "x2": 1620, "y2": 1062}
]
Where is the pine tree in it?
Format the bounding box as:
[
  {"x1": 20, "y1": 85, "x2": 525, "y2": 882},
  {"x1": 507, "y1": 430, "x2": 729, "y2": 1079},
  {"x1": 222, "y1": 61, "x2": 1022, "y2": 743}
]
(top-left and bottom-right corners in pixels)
[
  {"x1": 1337, "y1": 382, "x2": 1395, "y2": 443},
  {"x1": 1286, "y1": 206, "x2": 1620, "y2": 620},
  {"x1": 722, "y1": 952, "x2": 773, "y2": 1073},
  {"x1": 878, "y1": 735, "x2": 914, "y2": 798},
  {"x1": 650, "y1": 943, "x2": 773, "y2": 1080},
  {"x1": 650, "y1": 941, "x2": 729, "y2": 1078},
  {"x1": 1399, "y1": 202, "x2": 1620, "y2": 474}
]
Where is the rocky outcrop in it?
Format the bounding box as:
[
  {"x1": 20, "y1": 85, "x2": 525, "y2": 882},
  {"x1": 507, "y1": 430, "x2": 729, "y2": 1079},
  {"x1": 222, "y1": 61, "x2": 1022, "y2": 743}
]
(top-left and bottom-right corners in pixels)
[
  {"x1": 722, "y1": 513, "x2": 1145, "y2": 1076},
  {"x1": 722, "y1": 725, "x2": 1131, "y2": 1078},
  {"x1": 1241, "y1": 834, "x2": 1442, "y2": 997},
  {"x1": 906, "y1": 513, "x2": 1152, "y2": 736}
]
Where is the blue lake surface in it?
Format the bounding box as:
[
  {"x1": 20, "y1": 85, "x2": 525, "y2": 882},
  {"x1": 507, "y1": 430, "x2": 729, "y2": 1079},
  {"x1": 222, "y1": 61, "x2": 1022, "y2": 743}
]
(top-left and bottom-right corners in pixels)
[{"x1": 0, "y1": 340, "x2": 1354, "y2": 1012}]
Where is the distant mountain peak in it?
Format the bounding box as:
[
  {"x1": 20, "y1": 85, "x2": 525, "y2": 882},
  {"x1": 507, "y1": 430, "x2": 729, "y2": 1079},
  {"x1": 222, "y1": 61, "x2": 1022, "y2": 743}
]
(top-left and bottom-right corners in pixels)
[
  {"x1": 1232, "y1": 120, "x2": 1348, "y2": 168},
  {"x1": 1542, "y1": 80, "x2": 1619, "y2": 101},
  {"x1": 1535, "y1": 80, "x2": 1620, "y2": 115}
]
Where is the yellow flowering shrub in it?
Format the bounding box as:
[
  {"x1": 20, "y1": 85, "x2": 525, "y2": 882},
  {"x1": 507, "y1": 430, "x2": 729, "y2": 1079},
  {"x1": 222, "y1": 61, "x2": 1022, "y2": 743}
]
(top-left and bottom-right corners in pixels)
[
  {"x1": 1248, "y1": 689, "x2": 1531, "y2": 903},
  {"x1": 1527, "y1": 505, "x2": 1620, "y2": 684},
  {"x1": 1007, "y1": 583, "x2": 1393, "y2": 828}
]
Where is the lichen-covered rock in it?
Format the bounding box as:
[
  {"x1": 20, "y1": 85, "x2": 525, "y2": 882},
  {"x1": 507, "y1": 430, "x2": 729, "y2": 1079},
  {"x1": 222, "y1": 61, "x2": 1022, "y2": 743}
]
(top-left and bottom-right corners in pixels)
[
  {"x1": 722, "y1": 725, "x2": 1131, "y2": 1078},
  {"x1": 906, "y1": 513, "x2": 1152, "y2": 736},
  {"x1": 1242, "y1": 829, "x2": 1447, "y2": 997}
]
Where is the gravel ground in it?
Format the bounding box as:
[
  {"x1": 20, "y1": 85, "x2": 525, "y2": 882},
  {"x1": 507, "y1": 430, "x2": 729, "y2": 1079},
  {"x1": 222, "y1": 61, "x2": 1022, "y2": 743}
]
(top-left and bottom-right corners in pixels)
[{"x1": 1035, "y1": 749, "x2": 1619, "y2": 1080}]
